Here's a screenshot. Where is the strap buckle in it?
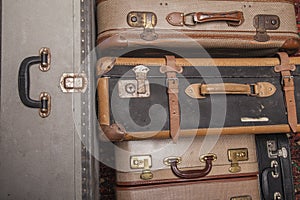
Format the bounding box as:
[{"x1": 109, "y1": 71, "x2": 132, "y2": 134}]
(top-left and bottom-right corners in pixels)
[
  {"x1": 281, "y1": 75, "x2": 294, "y2": 85},
  {"x1": 166, "y1": 77, "x2": 179, "y2": 92}
]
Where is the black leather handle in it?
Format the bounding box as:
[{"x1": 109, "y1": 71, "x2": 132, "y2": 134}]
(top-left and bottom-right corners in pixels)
[
  {"x1": 18, "y1": 56, "x2": 43, "y2": 108},
  {"x1": 261, "y1": 167, "x2": 273, "y2": 200},
  {"x1": 18, "y1": 49, "x2": 50, "y2": 117}
]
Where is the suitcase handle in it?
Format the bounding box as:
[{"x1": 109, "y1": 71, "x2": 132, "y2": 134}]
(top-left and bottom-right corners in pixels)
[
  {"x1": 166, "y1": 11, "x2": 244, "y2": 26},
  {"x1": 261, "y1": 161, "x2": 281, "y2": 200},
  {"x1": 18, "y1": 48, "x2": 51, "y2": 118},
  {"x1": 185, "y1": 82, "x2": 276, "y2": 99},
  {"x1": 164, "y1": 154, "x2": 216, "y2": 179}
]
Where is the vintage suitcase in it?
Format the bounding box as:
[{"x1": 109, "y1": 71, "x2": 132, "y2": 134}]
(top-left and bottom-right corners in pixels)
[
  {"x1": 96, "y1": 0, "x2": 300, "y2": 57},
  {"x1": 0, "y1": 0, "x2": 99, "y2": 199},
  {"x1": 256, "y1": 134, "x2": 295, "y2": 200},
  {"x1": 115, "y1": 134, "x2": 260, "y2": 200},
  {"x1": 114, "y1": 134, "x2": 295, "y2": 200},
  {"x1": 97, "y1": 53, "x2": 300, "y2": 142}
]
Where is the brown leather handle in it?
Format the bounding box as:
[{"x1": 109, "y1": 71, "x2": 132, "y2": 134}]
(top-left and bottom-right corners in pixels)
[
  {"x1": 166, "y1": 11, "x2": 244, "y2": 26},
  {"x1": 185, "y1": 82, "x2": 276, "y2": 99},
  {"x1": 168, "y1": 155, "x2": 215, "y2": 179}
]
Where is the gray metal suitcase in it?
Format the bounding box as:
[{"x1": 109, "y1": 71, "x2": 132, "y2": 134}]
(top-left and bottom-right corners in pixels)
[{"x1": 0, "y1": 0, "x2": 98, "y2": 199}]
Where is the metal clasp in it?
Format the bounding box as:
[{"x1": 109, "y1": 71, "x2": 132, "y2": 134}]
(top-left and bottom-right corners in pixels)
[
  {"x1": 118, "y1": 65, "x2": 150, "y2": 98},
  {"x1": 130, "y1": 155, "x2": 153, "y2": 180},
  {"x1": 271, "y1": 160, "x2": 279, "y2": 178},
  {"x1": 60, "y1": 73, "x2": 88, "y2": 93},
  {"x1": 127, "y1": 12, "x2": 157, "y2": 41},
  {"x1": 253, "y1": 15, "x2": 280, "y2": 42},
  {"x1": 267, "y1": 140, "x2": 288, "y2": 159},
  {"x1": 228, "y1": 148, "x2": 249, "y2": 173}
]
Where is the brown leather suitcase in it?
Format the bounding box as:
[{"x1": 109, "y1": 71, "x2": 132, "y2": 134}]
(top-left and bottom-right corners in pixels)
[
  {"x1": 97, "y1": 53, "x2": 300, "y2": 142},
  {"x1": 96, "y1": 0, "x2": 300, "y2": 57}
]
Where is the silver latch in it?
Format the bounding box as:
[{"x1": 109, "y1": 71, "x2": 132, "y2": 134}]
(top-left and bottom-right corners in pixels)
[
  {"x1": 130, "y1": 155, "x2": 153, "y2": 180},
  {"x1": 267, "y1": 140, "x2": 288, "y2": 159},
  {"x1": 118, "y1": 65, "x2": 150, "y2": 98},
  {"x1": 60, "y1": 73, "x2": 88, "y2": 93},
  {"x1": 274, "y1": 192, "x2": 282, "y2": 200},
  {"x1": 271, "y1": 160, "x2": 279, "y2": 178}
]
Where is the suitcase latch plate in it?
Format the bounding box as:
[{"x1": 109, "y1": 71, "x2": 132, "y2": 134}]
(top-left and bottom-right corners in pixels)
[
  {"x1": 118, "y1": 65, "x2": 150, "y2": 98},
  {"x1": 127, "y1": 11, "x2": 158, "y2": 41},
  {"x1": 253, "y1": 15, "x2": 280, "y2": 42},
  {"x1": 267, "y1": 140, "x2": 288, "y2": 159},
  {"x1": 228, "y1": 148, "x2": 249, "y2": 173},
  {"x1": 60, "y1": 73, "x2": 88, "y2": 93},
  {"x1": 130, "y1": 155, "x2": 153, "y2": 180}
]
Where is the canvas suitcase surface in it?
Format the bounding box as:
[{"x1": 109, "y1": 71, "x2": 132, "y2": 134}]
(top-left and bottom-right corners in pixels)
[
  {"x1": 116, "y1": 177, "x2": 260, "y2": 200},
  {"x1": 97, "y1": 0, "x2": 300, "y2": 57},
  {"x1": 256, "y1": 134, "x2": 295, "y2": 200},
  {"x1": 97, "y1": 54, "x2": 300, "y2": 142}
]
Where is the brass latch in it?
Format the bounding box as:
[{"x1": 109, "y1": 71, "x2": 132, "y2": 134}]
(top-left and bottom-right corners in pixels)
[
  {"x1": 130, "y1": 155, "x2": 153, "y2": 180},
  {"x1": 228, "y1": 148, "x2": 249, "y2": 173},
  {"x1": 60, "y1": 73, "x2": 88, "y2": 93},
  {"x1": 230, "y1": 195, "x2": 252, "y2": 200},
  {"x1": 267, "y1": 140, "x2": 288, "y2": 159},
  {"x1": 118, "y1": 65, "x2": 150, "y2": 98},
  {"x1": 127, "y1": 11, "x2": 158, "y2": 41},
  {"x1": 253, "y1": 15, "x2": 280, "y2": 42}
]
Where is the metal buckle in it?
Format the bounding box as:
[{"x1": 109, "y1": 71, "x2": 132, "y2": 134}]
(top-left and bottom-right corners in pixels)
[{"x1": 281, "y1": 75, "x2": 294, "y2": 85}]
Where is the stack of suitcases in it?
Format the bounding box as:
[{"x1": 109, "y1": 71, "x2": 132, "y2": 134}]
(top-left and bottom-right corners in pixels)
[{"x1": 96, "y1": 0, "x2": 300, "y2": 199}]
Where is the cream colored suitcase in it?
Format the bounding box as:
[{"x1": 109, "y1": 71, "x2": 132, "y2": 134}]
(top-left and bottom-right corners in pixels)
[{"x1": 97, "y1": 0, "x2": 300, "y2": 57}]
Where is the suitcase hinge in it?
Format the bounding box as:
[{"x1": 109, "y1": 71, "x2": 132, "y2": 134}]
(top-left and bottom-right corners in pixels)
[
  {"x1": 227, "y1": 148, "x2": 249, "y2": 173},
  {"x1": 130, "y1": 155, "x2": 153, "y2": 180},
  {"x1": 118, "y1": 65, "x2": 150, "y2": 98},
  {"x1": 253, "y1": 15, "x2": 280, "y2": 42},
  {"x1": 127, "y1": 12, "x2": 157, "y2": 41},
  {"x1": 60, "y1": 73, "x2": 88, "y2": 93},
  {"x1": 267, "y1": 140, "x2": 288, "y2": 159}
]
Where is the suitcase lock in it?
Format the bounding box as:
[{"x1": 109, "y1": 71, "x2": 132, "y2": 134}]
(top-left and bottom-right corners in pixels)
[
  {"x1": 127, "y1": 12, "x2": 157, "y2": 41},
  {"x1": 227, "y1": 148, "x2": 249, "y2": 173},
  {"x1": 253, "y1": 15, "x2": 280, "y2": 42},
  {"x1": 130, "y1": 155, "x2": 153, "y2": 180},
  {"x1": 266, "y1": 140, "x2": 288, "y2": 159},
  {"x1": 118, "y1": 65, "x2": 150, "y2": 98}
]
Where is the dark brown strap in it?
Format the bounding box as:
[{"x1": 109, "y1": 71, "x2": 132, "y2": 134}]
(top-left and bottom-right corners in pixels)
[
  {"x1": 166, "y1": 11, "x2": 244, "y2": 26},
  {"x1": 169, "y1": 156, "x2": 214, "y2": 179},
  {"x1": 275, "y1": 52, "x2": 297, "y2": 132},
  {"x1": 160, "y1": 56, "x2": 182, "y2": 142}
]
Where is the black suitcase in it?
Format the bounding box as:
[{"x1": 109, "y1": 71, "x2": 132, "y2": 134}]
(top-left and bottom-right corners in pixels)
[
  {"x1": 97, "y1": 53, "x2": 300, "y2": 142},
  {"x1": 256, "y1": 134, "x2": 295, "y2": 200}
]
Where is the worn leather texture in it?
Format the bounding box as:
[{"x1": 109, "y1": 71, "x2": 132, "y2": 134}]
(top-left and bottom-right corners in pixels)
[
  {"x1": 115, "y1": 134, "x2": 258, "y2": 185},
  {"x1": 96, "y1": 0, "x2": 299, "y2": 56},
  {"x1": 116, "y1": 176, "x2": 260, "y2": 200}
]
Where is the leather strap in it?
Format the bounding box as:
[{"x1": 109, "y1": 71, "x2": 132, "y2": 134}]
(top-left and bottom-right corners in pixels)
[
  {"x1": 160, "y1": 56, "x2": 182, "y2": 142},
  {"x1": 275, "y1": 52, "x2": 297, "y2": 133}
]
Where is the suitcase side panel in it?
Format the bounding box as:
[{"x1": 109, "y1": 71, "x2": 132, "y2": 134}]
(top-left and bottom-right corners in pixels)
[{"x1": 116, "y1": 176, "x2": 260, "y2": 200}]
